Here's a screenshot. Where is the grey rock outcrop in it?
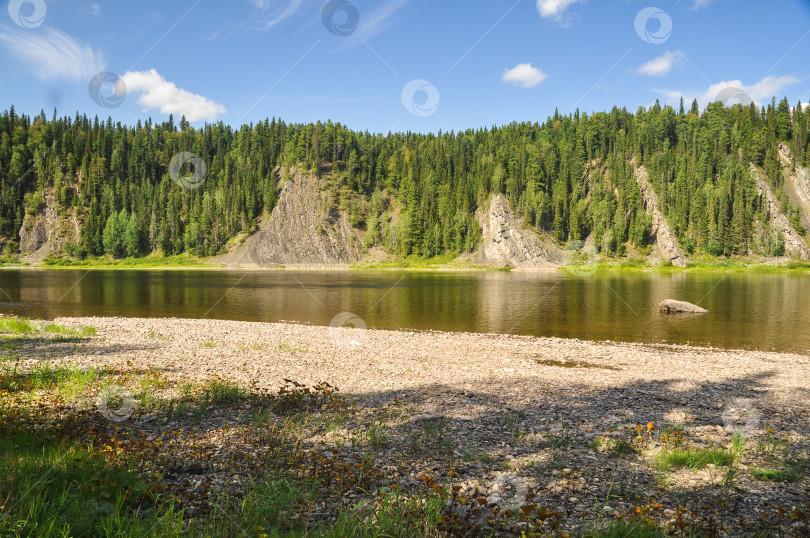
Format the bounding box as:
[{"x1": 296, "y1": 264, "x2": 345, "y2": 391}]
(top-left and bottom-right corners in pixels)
[
  {"x1": 216, "y1": 169, "x2": 363, "y2": 267},
  {"x1": 635, "y1": 166, "x2": 687, "y2": 267},
  {"x1": 473, "y1": 194, "x2": 563, "y2": 269}
]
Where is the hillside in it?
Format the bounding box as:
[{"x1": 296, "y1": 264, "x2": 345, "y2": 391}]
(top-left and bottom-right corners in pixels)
[{"x1": 1, "y1": 98, "x2": 809, "y2": 266}]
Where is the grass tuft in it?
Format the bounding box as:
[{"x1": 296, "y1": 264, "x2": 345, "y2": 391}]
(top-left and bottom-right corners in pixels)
[{"x1": 653, "y1": 447, "x2": 733, "y2": 471}]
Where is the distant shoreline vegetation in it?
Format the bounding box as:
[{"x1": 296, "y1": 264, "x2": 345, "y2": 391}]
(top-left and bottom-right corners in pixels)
[
  {"x1": 1, "y1": 98, "x2": 809, "y2": 265},
  {"x1": 0, "y1": 253, "x2": 808, "y2": 273}
]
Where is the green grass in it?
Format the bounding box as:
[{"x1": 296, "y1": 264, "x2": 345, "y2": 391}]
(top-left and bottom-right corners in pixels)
[
  {"x1": 750, "y1": 464, "x2": 804, "y2": 482},
  {"x1": 205, "y1": 477, "x2": 317, "y2": 537},
  {"x1": 0, "y1": 318, "x2": 96, "y2": 340},
  {"x1": 42, "y1": 322, "x2": 97, "y2": 337},
  {"x1": 0, "y1": 255, "x2": 24, "y2": 267},
  {"x1": 351, "y1": 253, "x2": 490, "y2": 270},
  {"x1": 201, "y1": 379, "x2": 248, "y2": 405},
  {"x1": 584, "y1": 519, "x2": 669, "y2": 538},
  {"x1": 330, "y1": 489, "x2": 448, "y2": 538},
  {"x1": 0, "y1": 361, "x2": 103, "y2": 399},
  {"x1": 652, "y1": 447, "x2": 734, "y2": 471},
  {"x1": 41, "y1": 254, "x2": 216, "y2": 269},
  {"x1": 0, "y1": 318, "x2": 35, "y2": 335},
  {"x1": 0, "y1": 430, "x2": 184, "y2": 537}
]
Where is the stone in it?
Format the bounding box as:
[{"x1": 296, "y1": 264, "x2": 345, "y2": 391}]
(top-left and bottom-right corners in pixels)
[{"x1": 659, "y1": 299, "x2": 708, "y2": 314}]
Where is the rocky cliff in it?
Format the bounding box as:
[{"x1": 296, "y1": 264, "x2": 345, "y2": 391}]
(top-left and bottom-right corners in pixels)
[
  {"x1": 750, "y1": 164, "x2": 810, "y2": 259},
  {"x1": 18, "y1": 188, "x2": 81, "y2": 263},
  {"x1": 777, "y1": 143, "x2": 810, "y2": 230},
  {"x1": 635, "y1": 166, "x2": 687, "y2": 267},
  {"x1": 216, "y1": 169, "x2": 364, "y2": 267},
  {"x1": 472, "y1": 194, "x2": 563, "y2": 269}
]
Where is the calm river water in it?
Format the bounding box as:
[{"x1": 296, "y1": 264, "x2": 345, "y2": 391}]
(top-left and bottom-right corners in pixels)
[{"x1": 0, "y1": 269, "x2": 808, "y2": 353}]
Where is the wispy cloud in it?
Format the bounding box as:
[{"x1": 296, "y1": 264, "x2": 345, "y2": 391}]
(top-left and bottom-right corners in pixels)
[
  {"x1": 656, "y1": 75, "x2": 800, "y2": 107},
  {"x1": 0, "y1": 24, "x2": 104, "y2": 81},
  {"x1": 121, "y1": 69, "x2": 227, "y2": 121},
  {"x1": 252, "y1": 0, "x2": 305, "y2": 31},
  {"x1": 691, "y1": 0, "x2": 716, "y2": 10},
  {"x1": 502, "y1": 63, "x2": 547, "y2": 88},
  {"x1": 536, "y1": 0, "x2": 583, "y2": 26},
  {"x1": 340, "y1": 0, "x2": 408, "y2": 46},
  {"x1": 90, "y1": 3, "x2": 101, "y2": 16},
  {"x1": 637, "y1": 50, "x2": 683, "y2": 77}
]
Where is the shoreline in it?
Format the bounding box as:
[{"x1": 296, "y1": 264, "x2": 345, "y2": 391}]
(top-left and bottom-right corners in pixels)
[
  {"x1": 3, "y1": 256, "x2": 810, "y2": 273},
  {"x1": 3, "y1": 315, "x2": 809, "y2": 535}
]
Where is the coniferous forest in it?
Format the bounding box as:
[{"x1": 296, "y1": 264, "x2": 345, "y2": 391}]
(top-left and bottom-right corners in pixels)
[{"x1": 1, "y1": 96, "x2": 808, "y2": 261}]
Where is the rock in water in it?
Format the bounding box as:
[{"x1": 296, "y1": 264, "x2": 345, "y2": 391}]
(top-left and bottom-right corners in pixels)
[{"x1": 659, "y1": 299, "x2": 708, "y2": 314}]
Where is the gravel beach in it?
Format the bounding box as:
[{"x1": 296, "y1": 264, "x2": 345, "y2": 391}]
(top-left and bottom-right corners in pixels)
[{"x1": 17, "y1": 316, "x2": 810, "y2": 534}]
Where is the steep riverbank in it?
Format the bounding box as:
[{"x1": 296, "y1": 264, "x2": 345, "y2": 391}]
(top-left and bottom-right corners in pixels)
[{"x1": 5, "y1": 316, "x2": 807, "y2": 535}]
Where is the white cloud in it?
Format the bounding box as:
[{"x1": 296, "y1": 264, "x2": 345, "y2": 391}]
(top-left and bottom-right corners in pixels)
[
  {"x1": 637, "y1": 50, "x2": 683, "y2": 77},
  {"x1": 502, "y1": 63, "x2": 547, "y2": 88},
  {"x1": 536, "y1": 0, "x2": 583, "y2": 21},
  {"x1": 90, "y1": 3, "x2": 101, "y2": 15},
  {"x1": 0, "y1": 24, "x2": 104, "y2": 81},
  {"x1": 656, "y1": 75, "x2": 800, "y2": 108},
  {"x1": 121, "y1": 69, "x2": 227, "y2": 122},
  {"x1": 691, "y1": 0, "x2": 716, "y2": 9}
]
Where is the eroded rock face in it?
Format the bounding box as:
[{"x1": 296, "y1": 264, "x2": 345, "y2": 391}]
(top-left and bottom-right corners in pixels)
[
  {"x1": 19, "y1": 189, "x2": 81, "y2": 262},
  {"x1": 635, "y1": 166, "x2": 687, "y2": 267},
  {"x1": 217, "y1": 169, "x2": 363, "y2": 266},
  {"x1": 659, "y1": 299, "x2": 708, "y2": 314},
  {"x1": 474, "y1": 194, "x2": 563, "y2": 269},
  {"x1": 750, "y1": 164, "x2": 810, "y2": 260}
]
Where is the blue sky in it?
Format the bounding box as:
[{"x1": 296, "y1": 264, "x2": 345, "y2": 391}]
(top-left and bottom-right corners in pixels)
[{"x1": 1, "y1": 0, "x2": 809, "y2": 133}]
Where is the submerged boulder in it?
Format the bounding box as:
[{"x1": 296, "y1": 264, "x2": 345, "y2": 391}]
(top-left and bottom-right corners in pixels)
[{"x1": 659, "y1": 299, "x2": 708, "y2": 314}]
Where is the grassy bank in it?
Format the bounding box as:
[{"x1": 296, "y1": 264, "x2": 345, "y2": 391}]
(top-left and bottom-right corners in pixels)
[
  {"x1": 0, "y1": 252, "x2": 806, "y2": 273},
  {"x1": 38, "y1": 254, "x2": 217, "y2": 269}
]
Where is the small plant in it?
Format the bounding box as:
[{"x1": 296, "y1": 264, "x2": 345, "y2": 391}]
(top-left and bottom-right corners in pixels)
[
  {"x1": 653, "y1": 448, "x2": 733, "y2": 471},
  {"x1": 591, "y1": 436, "x2": 637, "y2": 457},
  {"x1": 276, "y1": 342, "x2": 308, "y2": 353},
  {"x1": 750, "y1": 463, "x2": 804, "y2": 482},
  {"x1": 480, "y1": 452, "x2": 495, "y2": 464},
  {"x1": 421, "y1": 418, "x2": 452, "y2": 452}
]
